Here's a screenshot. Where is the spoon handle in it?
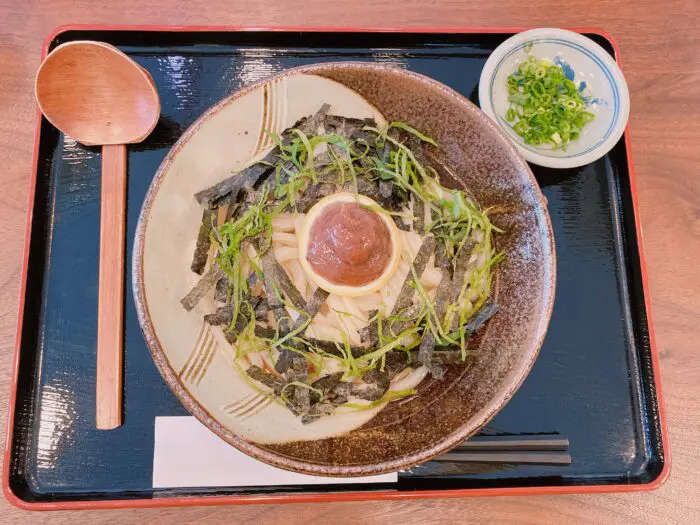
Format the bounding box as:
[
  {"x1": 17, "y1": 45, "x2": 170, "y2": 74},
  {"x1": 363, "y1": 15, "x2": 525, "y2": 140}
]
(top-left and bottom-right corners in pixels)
[{"x1": 96, "y1": 143, "x2": 126, "y2": 430}]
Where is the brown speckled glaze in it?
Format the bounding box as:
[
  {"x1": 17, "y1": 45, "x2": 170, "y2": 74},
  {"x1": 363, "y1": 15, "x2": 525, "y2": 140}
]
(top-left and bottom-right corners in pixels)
[{"x1": 133, "y1": 63, "x2": 555, "y2": 477}]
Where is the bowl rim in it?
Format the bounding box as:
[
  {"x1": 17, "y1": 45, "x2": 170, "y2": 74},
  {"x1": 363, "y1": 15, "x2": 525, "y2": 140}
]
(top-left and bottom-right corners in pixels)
[
  {"x1": 478, "y1": 28, "x2": 630, "y2": 169},
  {"x1": 132, "y1": 61, "x2": 556, "y2": 476}
]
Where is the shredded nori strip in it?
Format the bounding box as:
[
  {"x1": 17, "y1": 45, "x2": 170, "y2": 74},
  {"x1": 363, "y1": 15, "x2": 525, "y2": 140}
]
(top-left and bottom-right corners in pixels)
[
  {"x1": 204, "y1": 304, "x2": 233, "y2": 326},
  {"x1": 423, "y1": 148, "x2": 457, "y2": 187},
  {"x1": 217, "y1": 271, "x2": 259, "y2": 310},
  {"x1": 285, "y1": 356, "x2": 311, "y2": 414},
  {"x1": 256, "y1": 241, "x2": 306, "y2": 311},
  {"x1": 384, "y1": 351, "x2": 412, "y2": 379},
  {"x1": 451, "y1": 241, "x2": 475, "y2": 293},
  {"x1": 434, "y1": 240, "x2": 452, "y2": 274},
  {"x1": 412, "y1": 194, "x2": 425, "y2": 234},
  {"x1": 275, "y1": 287, "x2": 329, "y2": 374},
  {"x1": 350, "y1": 129, "x2": 378, "y2": 146},
  {"x1": 392, "y1": 235, "x2": 436, "y2": 316},
  {"x1": 417, "y1": 266, "x2": 453, "y2": 379},
  {"x1": 254, "y1": 326, "x2": 369, "y2": 357},
  {"x1": 249, "y1": 295, "x2": 261, "y2": 309},
  {"x1": 260, "y1": 267, "x2": 290, "y2": 331},
  {"x1": 213, "y1": 275, "x2": 256, "y2": 340},
  {"x1": 323, "y1": 114, "x2": 376, "y2": 139},
  {"x1": 295, "y1": 182, "x2": 335, "y2": 213},
  {"x1": 387, "y1": 184, "x2": 411, "y2": 231},
  {"x1": 394, "y1": 215, "x2": 411, "y2": 232},
  {"x1": 343, "y1": 176, "x2": 382, "y2": 201},
  {"x1": 359, "y1": 309, "x2": 379, "y2": 345},
  {"x1": 242, "y1": 188, "x2": 264, "y2": 205},
  {"x1": 265, "y1": 160, "x2": 299, "y2": 201},
  {"x1": 300, "y1": 103, "x2": 331, "y2": 134},
  {"x1": 214, "y1": 277, "x2": 229, "y2": 303},
  {"x1": 224, "y1": 310, "x2": 253, "y2": 343},
  {"x1": 303, "y1": 370, "x2": 354, "y2": 423},
  {"x1": 301, "y1": 380, "x2": 352, "y2": 423},
  {"x1": 246, "y1": 365, "x2": 284, "y2": 392},
  {"x1": 224, "y1": 201, "x2": 240, "y2": 222},
  {"x1": 254, "y1": 298, "x2": 269, "y2": 321},
  {"x1": 387, "y1": 349, "x2": 473, "y2": 370},
  {"x1": 274, "y1": 349, "x2": 296, "y2": 376},
  {"x1": 180, "y1": 266, "x2": 225, "y2": 311},
  {"x1": 195, "y1": 163, "x2": 273, "y2": 206},
  {"x1": 375, "y1": 139, "x2": 391, "y2": 163},
  {"x1": 378, "y1": 180, "x2": 393, "y2": 201},
  {"x1": 385, "y1": 303, "x2": 423, "y2": 338},
  {"x1": 351, "y1": 369, "x2": 390, "y2": 401},
  {"x1": 191, "y1": 209, "x2": 216, "y2": 275},
  {"x1": 419, "y1": 350, "x2": 470, "y2": 365},
  {"x1": 329, "y1": 381, "x2": 352, "y2": 405},
  {"x1": 435, "y1": 303, "x2": 499, "y2": 354},
  {"x1": 301, "y1": 402, "x2": 335, "y2": 425},
  {"x1": 448, "y1": 241, "x2": 476, "y2": 330},
  {"x1": 310, "y1": 372, "x2": 344, "y2": 403},
  {"x1": 465, "y1": 302, "x2": 499, "y2": 332},
  {"x1": 303, "y1": 338, "x2": 369, "y2": 358},
  {"x1": 407, "y1": 135, "x2": 427, "y2": 162},
  {"x1": 247, "y1": 271, "x2": 260, "y2": 293},
  {"x1": 297, "y1": 287, "x2": 330, "y2": 325}
]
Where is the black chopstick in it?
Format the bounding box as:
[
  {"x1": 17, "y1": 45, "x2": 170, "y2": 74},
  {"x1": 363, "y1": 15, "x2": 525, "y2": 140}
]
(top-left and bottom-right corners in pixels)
[
  {"x1": 432, "y1": 435, "x2": 571, "y2": 466},
  {"x1": 435, "y1": 451, "x2": 571, "y2": 465},
  {"x1": 457, "y1": 436, "x2": 569, "y2": 451}
]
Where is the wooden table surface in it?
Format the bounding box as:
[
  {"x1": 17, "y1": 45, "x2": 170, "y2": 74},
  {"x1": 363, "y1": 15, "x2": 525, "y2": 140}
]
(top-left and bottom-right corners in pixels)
[{"x1": 1, "y1": 1, "x2": 699, "y2": 523}]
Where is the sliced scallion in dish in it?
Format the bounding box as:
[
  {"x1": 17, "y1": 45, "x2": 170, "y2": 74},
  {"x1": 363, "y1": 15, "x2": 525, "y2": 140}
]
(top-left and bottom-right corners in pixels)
[{"x1": 504, "y1": 55, "x2": 595, "y2": 150}]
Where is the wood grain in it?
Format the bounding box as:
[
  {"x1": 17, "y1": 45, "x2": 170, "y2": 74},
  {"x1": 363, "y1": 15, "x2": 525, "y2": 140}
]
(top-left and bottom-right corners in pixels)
[
  {"x1": 34, "y1": 41, "x2": 160, "y2": 145},
  {"x1": 1, "y1": 0, "x2": 699, "y2": 522},
  {"x1": 96, "y1": 143, "x2": 127, "y2": 429}
]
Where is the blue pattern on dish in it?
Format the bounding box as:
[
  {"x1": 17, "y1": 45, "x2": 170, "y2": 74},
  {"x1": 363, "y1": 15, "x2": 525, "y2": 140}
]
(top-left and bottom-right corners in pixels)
[
  {"x1": 553, "y1": 56, "x2": 576, "y2": 81},
  {"x1": 576, "y1": 80, "x2": 607, "y2": 107}
]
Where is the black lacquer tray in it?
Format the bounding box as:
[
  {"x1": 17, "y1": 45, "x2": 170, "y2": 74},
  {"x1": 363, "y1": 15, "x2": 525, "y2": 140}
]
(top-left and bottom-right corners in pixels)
[{"x1": 3, "y1": 26, "x2": 667, "y2": 509}]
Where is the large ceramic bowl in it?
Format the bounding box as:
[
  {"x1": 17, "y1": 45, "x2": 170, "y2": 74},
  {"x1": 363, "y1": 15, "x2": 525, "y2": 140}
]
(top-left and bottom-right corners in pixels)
[{"x1": 133, "y1": 62, "x2": 556, "y2": 476}]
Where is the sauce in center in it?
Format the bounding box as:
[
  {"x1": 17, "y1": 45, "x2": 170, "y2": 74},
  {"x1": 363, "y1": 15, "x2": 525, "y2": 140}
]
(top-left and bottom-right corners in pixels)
[{"x1": 306, "y1": 202, "x2": 391, "y2": 286}]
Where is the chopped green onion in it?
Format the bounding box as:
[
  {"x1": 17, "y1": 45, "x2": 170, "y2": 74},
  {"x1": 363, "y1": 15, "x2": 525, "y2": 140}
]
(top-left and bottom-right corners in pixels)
[
  {"x1": 342, "y1": 388, "x2": 417, "y2": 410},
  {"x1": 504, "y1": 55, "x2": 595, "y2": 150},
  {"x1": 388, "y1": 121, "x2": 438, "y2": 146}
]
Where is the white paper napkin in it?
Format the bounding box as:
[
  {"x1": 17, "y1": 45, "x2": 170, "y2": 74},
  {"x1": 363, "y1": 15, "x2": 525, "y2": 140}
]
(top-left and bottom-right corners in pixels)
[{"x1": 153, "y1": 416, "x2": 398, "y2": 488}]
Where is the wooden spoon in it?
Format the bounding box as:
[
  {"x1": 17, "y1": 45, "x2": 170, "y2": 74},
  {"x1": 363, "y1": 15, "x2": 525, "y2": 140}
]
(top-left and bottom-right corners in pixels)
[{"x1": 35, "y1": 41, "x2": 160, "y2": 430}]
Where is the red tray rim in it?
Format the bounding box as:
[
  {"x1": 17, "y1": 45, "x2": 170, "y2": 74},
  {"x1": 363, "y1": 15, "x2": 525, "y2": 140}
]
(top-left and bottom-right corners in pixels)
[{"x1": 3, "y1": 23, "x2": 670, "y2": 511}]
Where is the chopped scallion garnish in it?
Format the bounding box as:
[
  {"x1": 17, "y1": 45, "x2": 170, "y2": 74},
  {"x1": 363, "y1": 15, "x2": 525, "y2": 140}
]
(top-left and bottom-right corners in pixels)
[{"x1": 504, "y1": 55, "x2": 595, "y2": 150}]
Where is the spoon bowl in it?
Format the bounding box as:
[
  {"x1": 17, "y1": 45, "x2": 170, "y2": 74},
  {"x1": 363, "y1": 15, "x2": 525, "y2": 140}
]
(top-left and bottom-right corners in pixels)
[{"x1": 35, "y1": 41, "x2": 159, "y2": 145}]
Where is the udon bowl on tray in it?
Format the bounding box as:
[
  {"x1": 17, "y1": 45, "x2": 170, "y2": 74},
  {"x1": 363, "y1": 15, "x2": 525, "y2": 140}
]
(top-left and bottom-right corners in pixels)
[{"x1": 132, "y1": 62, "x2": 556, "y2": 476}]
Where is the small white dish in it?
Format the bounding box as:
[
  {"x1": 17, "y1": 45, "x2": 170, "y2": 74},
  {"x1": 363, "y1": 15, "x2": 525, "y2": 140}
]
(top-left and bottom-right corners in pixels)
[{"x1": 479, "y1": 28, "x2": 630, "y2": 169}]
